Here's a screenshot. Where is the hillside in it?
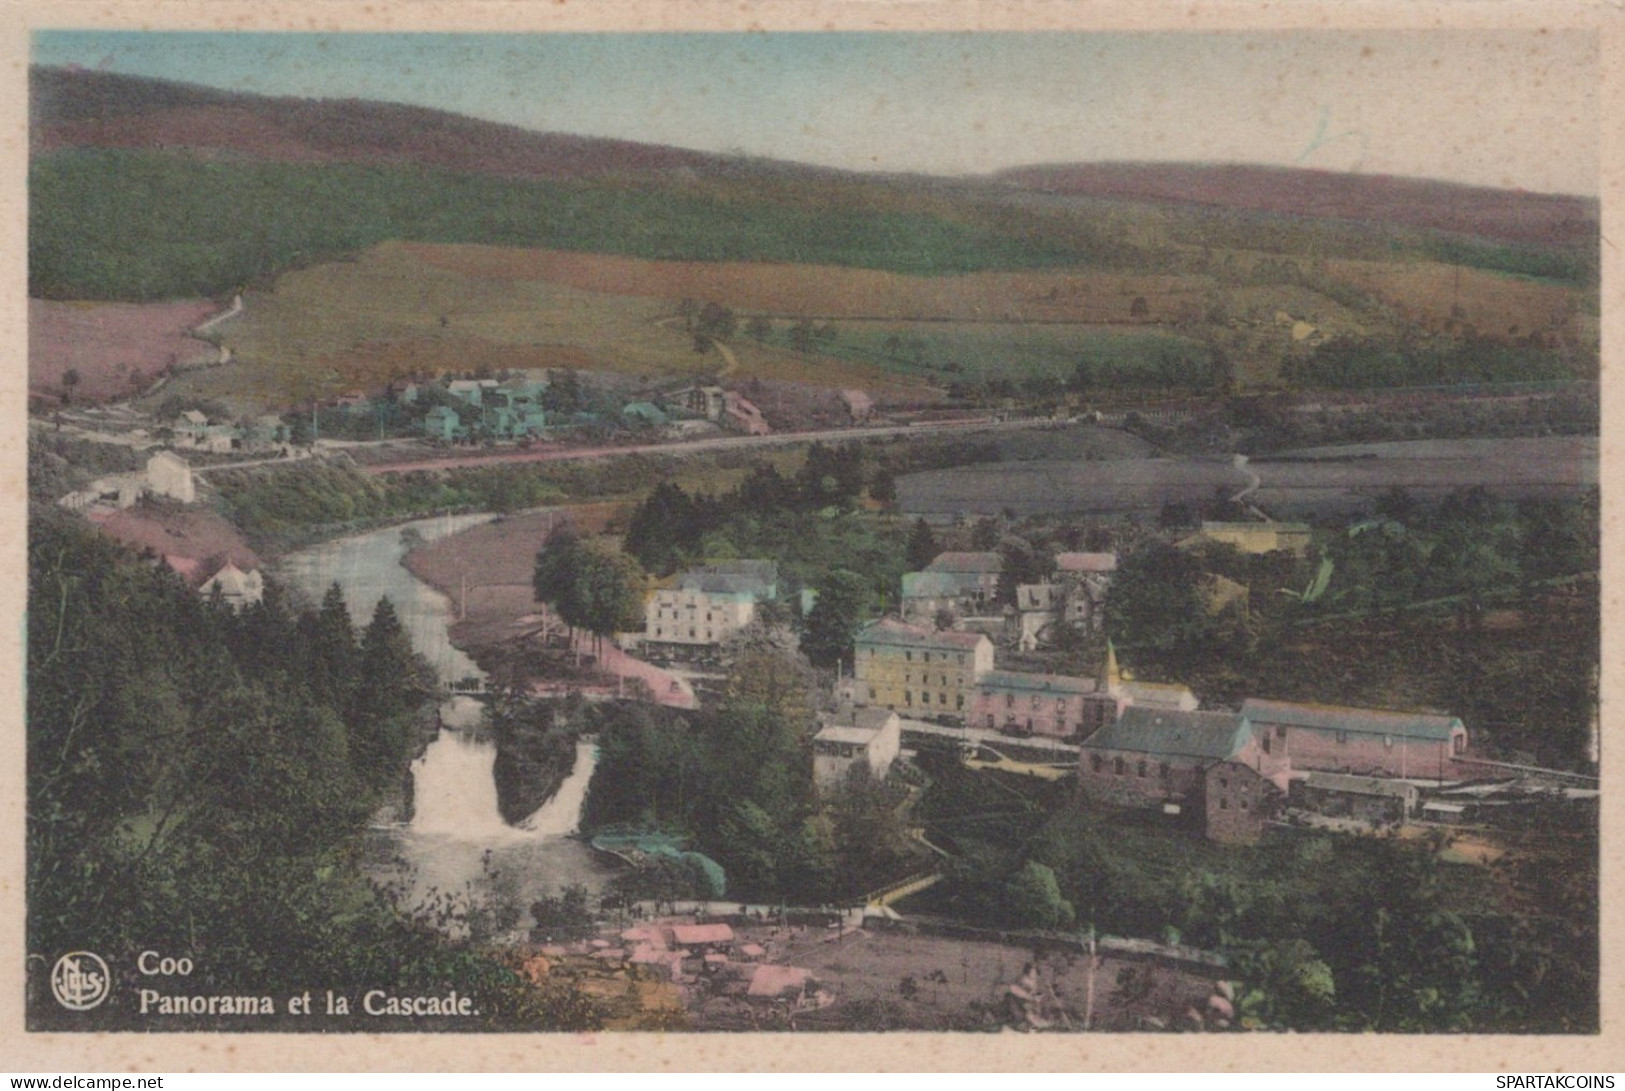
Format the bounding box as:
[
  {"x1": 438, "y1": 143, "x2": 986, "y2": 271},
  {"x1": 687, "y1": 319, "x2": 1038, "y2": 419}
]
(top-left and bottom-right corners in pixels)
[
  {"x1": 996, "y1": 162, "x2": 1597, "y2": 251},
  {"x1": 31, "y1": 67, "x2": 1599, "y2": 305},
  {"x1": 31, "y1": 67, "x2": 752, "y2": 181}
]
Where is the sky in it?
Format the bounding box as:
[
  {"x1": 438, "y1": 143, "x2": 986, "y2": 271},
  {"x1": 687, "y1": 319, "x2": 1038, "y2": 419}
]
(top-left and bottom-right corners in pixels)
[{"x1": 31, "y1": 30, "x2": 1600, "y2": 196}]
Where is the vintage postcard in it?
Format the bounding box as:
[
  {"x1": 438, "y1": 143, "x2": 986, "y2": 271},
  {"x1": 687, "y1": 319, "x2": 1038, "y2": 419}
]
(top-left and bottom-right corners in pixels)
[{"x1": 4, "y1": 0, "x2": 1620, "y2": 1073}]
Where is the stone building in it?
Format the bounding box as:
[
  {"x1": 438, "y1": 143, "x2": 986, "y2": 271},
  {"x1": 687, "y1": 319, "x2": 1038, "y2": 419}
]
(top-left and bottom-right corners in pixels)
[
  {"x1": 812, "y1": 707, "x2": 902, "y2": 792},
  {"x1": 1077, "y1": 706, "x2": 1288, "y2": 843}
]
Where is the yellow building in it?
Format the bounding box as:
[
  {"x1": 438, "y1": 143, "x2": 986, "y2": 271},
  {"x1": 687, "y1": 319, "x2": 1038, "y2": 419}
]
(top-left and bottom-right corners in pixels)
[
  {"x1": 1180, "y1": 521, "x2": 1311, "y2": 558},
  {"x1": 852, "y1": 618, "x2": 993, "y2": 719}
]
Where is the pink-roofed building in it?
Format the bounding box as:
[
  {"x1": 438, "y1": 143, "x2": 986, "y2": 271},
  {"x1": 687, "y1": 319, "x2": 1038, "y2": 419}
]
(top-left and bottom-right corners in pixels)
[
  {"x1": 852, "y1": 618, "x2": 994, "y2": 719},
  {"x1": 722, "y1": 391, "x2": 770, "y2": 436},
  {"x1": 671, "y1": 923, "x2": 735, "y2": 950}
]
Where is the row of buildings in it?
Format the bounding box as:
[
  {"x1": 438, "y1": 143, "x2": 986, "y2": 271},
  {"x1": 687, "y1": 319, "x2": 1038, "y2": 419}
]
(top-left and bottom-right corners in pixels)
[
  {"x1": 416, "y1": 377, "x2": 771, "y2": 443},
  {"x1": 1074, "y1": 698, "x2": 1470, "y2": 843},
  {"x1": 898, "y1": 550, "x2": 1116, "y2": 648}
]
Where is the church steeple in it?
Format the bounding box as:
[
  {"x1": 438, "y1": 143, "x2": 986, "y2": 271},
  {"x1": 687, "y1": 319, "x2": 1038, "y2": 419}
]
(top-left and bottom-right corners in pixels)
[{"x1": 1103, "y1": 638, "x2": 1123, "y2": 696}]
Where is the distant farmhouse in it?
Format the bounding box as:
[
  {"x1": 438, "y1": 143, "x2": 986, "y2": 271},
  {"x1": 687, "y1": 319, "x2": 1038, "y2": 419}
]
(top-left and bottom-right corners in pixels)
[
  {"x1": 1013, "y1": 551, "x2": 1117, "y2": 649},
  {"x1": 198, "y1": 560, "x2": 265, "y2": 610},
  {"x1": 644, "y1": 560, "x2": 778, "y2": 652}
]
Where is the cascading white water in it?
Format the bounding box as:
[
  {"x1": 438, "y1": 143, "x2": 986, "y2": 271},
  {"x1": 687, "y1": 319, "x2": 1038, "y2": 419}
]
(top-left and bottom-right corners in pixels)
[
  {"x1": 520, "y1": 739, "x2": 598, "y2": 836},
  {"x1": 280, "y1": 514, "x2": 617, "y2": 934}
]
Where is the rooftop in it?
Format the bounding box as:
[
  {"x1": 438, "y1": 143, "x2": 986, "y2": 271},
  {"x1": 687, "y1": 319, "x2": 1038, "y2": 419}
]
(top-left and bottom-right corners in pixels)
[
  {"x1": 1055, "y1": 552, "x2": 1118, "y2": 574},
  {"x1": 1302, "y1": 772, "x2": 1417, "y2": 798},
  {"x1": 977, "y1": 670, "x2": 1097, "y2": 696},
  {"x1": 925, "y1": 551, "x2": 1002, "y2": 574},
  {"x1": 902, "y1": 571, "x2": 976, "y2": 598},
  {"x1": 1240, "y1": 698, "x2": 1463, "y2": 742},
  {"x1": 855, "y1": 618, "x2": 990, "y2": 652},
  {"x1": 815, "y1": 724, "x2": 884, "y2": 747},
  {"x1": 827, "y1": 707, "x2": 899, "y2": 732},
  {"x1": 1081, "y1": 707, "x2": 1251, "y2": 762}
]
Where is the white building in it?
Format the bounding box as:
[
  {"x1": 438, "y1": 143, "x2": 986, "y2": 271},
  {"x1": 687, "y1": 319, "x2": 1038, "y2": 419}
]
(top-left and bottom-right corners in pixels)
[
  {"x1": 644, "y1": 561, "x2": 778, "y2": 650},
  {"x1": 198, "y1": 561, "x2": 264, "y2": 610},
  {"x1": 812, "y1": 707, "x2": 902, "y2": 791},
  {"x1": 146, "y1": 451, "x2": 195, "y2": 503}
]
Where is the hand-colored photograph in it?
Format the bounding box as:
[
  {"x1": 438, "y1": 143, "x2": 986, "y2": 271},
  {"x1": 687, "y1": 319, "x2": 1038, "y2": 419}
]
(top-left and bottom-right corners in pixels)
[{"x1": 23, "y1": 25, "x2": 1600, "y2": 1041}]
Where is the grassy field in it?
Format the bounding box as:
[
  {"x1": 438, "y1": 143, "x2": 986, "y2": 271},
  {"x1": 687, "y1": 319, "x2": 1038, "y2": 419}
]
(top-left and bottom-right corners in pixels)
[
  {"x1": 781, "y1": 320, "x2": 1214, "y2": 386},
  {"x1": 172, "y1": 243, "x2": 933, "y2": 411},
  {"x1": 30, "y1": 298, "x2": 218, "y2": 404},
  {"x1": 133, "y1": 236, "x2": 1599, "y2": 414}
]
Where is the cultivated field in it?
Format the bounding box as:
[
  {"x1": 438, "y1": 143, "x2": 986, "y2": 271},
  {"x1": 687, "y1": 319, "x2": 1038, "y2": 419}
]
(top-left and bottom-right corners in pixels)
[
  {"x1": 201, "y1": 243, "x2": 934, "y2": 410},
  {"x1": 898, "y1": 435, "x2": 1597, "y2": 518},
  {"x1": 403, "y1": 242, "x2": 1206, "y2": 324},
  {"x1": 1326, "y1": 258, "x2": 1589, "y2": 340},
  {"x1": 30, "y1": 298, "x2": 219, "y2": 404}
]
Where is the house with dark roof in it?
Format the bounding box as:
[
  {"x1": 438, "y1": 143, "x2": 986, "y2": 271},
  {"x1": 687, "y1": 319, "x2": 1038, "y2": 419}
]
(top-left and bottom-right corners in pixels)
[
  {"x1": 1077, "y1": 706, "x2": 1288, "y2": 843},
  {"x1": 1239, "y1": 698, "x2": 1468, "y2": 780},
  {"x1": 901, "y1": 570, "x2": 982, "y2": 623}
]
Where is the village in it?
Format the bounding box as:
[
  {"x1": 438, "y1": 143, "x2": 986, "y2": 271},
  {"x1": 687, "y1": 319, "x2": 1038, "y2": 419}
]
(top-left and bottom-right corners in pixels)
[
  {"x1": 43, "y1": 416, "x2": 1594, "y2": 1031},
  {"x1": 23, "y1": 47, "x2": 1603, "y2": 1041}
]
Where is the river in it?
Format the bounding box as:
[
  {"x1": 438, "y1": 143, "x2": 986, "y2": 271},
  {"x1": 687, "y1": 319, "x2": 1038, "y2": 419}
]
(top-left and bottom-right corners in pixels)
[{"x1": 277, "y1": 513, "x2": 617, "y2": 936}]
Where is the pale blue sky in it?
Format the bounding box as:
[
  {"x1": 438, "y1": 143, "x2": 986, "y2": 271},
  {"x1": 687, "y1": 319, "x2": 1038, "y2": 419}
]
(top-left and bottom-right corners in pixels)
[{"x1": 32, "y1": 30, "x2": 1599, "y2": 196}]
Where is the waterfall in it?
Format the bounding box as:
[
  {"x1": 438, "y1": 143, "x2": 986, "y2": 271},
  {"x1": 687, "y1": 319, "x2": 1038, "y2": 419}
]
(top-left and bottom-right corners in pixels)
[{"x1": 519, "y1": 739, "x2": 598, "y2": 836}]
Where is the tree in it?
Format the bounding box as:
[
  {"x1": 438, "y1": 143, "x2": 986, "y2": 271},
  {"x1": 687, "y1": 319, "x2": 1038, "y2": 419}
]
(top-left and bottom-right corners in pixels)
[
  {"x1": 695, "y1": 302, "x2": 738, "y2": 342},
  {"x1": 1004, "y1": 861, "x2": 1075, "y2": 931},
  {"x1": 789, "y1": 320, "x2": 816, "y2": 354},
  {"x1": 533, "y1": 523, "x2": 586, "y2": 635},
  {"x1": 1102, "y1": 543, "x2": 1218, "y2": 673},
  {"x1": 624, "y1": 482, "x2": 699, "y2": 576},
  {"x1": 906, "y1": 518, "x2": 939, "y2": 571},
  {"x1": 61, "y1": 368, "x2": 81, "y2": 402},
  {"x1": 349, "y1": 597, "x2": 429, "y2": 791},
  {"x1": 996, "y1": 537, "x2": 1048, "y2": 607},
  {"x1": 570, "y1": 545, "x2": 646, "y2": 656},
  {"x1": 307, "y1": 582, "x2": 357, "y2": 709},
  {"x1": 800, "y1": 568, "x2": 868, "y2": 669},
  {"x1": 542, "y1": 369, "x2": 586, "y2": 416},
  {"x1": 746, "y1": 315, "x2": 774, "y2": 342},
  {"x1": 869, "y1": 469, "x2": 898, "y2": 510}
]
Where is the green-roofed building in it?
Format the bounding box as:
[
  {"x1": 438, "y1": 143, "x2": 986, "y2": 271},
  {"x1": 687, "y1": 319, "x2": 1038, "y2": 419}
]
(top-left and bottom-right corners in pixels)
[{"x1": 1078, "y1": 706, "x2": 1290, "y2": 844}]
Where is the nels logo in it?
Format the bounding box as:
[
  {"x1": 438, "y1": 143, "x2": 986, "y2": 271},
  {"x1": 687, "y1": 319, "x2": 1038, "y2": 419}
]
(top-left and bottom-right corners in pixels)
[{"x1": 50, "y1": 951, "x2": 111, "y2": 1011}]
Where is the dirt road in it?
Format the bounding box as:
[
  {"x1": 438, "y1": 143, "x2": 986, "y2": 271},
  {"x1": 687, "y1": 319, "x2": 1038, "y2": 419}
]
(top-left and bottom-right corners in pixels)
[{"x1": 365, "y1": 416, "x2": 1057, "y2": 475}]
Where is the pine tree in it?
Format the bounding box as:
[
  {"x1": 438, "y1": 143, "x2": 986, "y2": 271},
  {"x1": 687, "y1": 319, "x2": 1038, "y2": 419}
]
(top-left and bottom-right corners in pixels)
[
  {"x1": 906, "y1": 518, "x2": 939, "y2": 570},
  {"x1": 309, "y1": 583, "x2": 358, "y2": 709},
  {"x1": 349, "y1": 597, "x2": 424, "y2": 791}
]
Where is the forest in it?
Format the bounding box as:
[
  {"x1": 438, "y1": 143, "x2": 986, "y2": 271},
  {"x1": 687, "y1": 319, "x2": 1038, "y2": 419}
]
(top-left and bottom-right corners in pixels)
[{"x1": 26, "y1": 508, "x2": 601, "y2": 1029}]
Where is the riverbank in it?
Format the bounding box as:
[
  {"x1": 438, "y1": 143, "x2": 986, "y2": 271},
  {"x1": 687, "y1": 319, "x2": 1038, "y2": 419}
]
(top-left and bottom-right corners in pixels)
[{"x1": 401, "y1": 505, "x2": 696, "y2": 708}]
